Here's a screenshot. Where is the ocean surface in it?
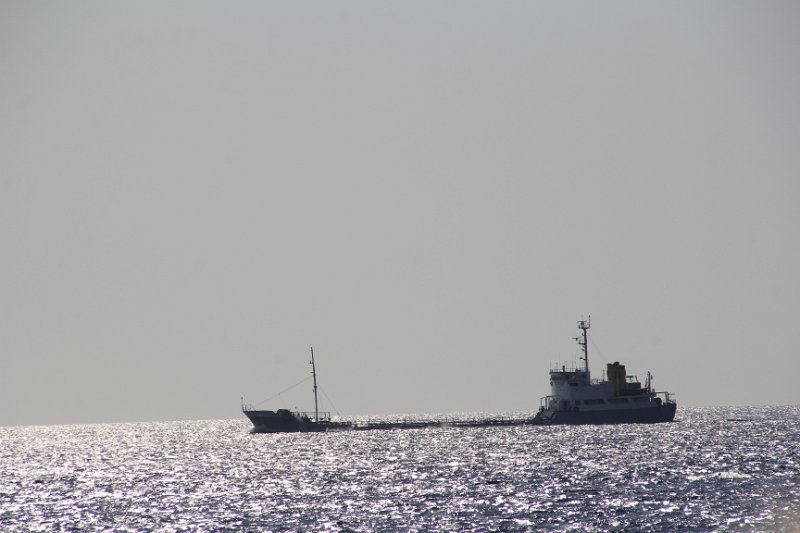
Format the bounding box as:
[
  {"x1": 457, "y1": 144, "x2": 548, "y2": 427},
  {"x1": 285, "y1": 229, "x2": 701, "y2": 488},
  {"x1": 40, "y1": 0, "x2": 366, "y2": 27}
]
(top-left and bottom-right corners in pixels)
[{"x1": 1, "y1": 406, "x2": 799, "y2": 532}]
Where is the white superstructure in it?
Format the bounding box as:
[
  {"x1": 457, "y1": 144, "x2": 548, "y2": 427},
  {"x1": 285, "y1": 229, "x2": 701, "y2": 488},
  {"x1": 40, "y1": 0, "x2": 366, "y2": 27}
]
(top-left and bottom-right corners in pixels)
[{"x1": 534, "y1": 317, "x2": 676, "y2": 424}]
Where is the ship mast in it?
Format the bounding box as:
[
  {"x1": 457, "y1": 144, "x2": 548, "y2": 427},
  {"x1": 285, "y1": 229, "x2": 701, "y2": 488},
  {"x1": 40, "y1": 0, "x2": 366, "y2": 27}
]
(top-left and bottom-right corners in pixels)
[
  {"x1": 576, "y1": 316, "x2": 591, "y2": 374},
  {"x1": 310, "y1": 347, "x2": 319, "y2": 422}
]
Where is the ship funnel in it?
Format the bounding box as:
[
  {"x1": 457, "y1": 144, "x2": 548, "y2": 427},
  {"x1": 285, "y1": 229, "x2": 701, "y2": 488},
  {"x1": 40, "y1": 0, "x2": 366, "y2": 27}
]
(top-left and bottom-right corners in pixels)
[{"x1": 607, "y1": 362, "x2": 626, "y2": 396}]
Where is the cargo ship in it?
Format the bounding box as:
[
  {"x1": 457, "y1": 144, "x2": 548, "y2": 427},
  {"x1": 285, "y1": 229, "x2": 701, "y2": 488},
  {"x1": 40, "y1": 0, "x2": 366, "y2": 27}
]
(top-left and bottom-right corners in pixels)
[
  {"x1": 242, "y1": 318, "x2": 676, "y2": 432},
  {"x1": 531, "y1": 317, "x2": 677, "y2": 424}
]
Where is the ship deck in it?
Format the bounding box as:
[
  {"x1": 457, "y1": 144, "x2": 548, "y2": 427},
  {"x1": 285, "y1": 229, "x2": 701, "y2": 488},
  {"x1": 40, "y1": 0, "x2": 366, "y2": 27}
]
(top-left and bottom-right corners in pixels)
[{"x1": 345, "y1": 415, "x2": 539, "y2": 431}]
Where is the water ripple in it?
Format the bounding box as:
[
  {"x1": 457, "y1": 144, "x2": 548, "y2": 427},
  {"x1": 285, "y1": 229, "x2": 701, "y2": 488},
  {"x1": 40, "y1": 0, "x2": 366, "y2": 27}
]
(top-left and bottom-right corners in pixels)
[{"x1": 1, "y1": 407, "x2": 799, "y2": 531}]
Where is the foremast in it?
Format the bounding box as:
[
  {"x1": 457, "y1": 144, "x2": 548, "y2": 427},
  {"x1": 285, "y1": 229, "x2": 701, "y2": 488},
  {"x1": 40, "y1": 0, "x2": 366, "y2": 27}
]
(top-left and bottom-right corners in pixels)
[{"x1": 310, "y1": 347, "x2": 319, "y2": 422}]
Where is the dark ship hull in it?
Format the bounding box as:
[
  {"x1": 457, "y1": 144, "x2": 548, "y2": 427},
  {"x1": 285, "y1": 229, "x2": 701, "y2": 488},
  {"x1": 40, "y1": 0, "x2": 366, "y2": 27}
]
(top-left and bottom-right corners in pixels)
[
  {"x1": 243, "y1": 409, "x2": 350, "y2": 433},
  {"x1": 534, "y1": 401, "x2": 677, "y2": 425}
]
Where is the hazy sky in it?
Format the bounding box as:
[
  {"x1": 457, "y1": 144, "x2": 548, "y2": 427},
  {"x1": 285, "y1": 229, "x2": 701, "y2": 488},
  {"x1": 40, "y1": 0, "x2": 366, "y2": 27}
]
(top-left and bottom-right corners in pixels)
[{"x1": 2, "y1": 1, "x2": 799, "y2": 426}]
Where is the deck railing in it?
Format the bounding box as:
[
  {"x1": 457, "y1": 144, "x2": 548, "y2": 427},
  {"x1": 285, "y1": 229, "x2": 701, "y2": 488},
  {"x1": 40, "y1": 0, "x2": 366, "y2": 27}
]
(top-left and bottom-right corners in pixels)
[
  {"x1": 241, "y1": 405, "x2": 334, "y2": 421},
  {"x1": 295, "y1": 411, "x2": 333, "y2": 422},
  {"x1": 656, "y1": 391, "x2": 676, "y2": 404}
]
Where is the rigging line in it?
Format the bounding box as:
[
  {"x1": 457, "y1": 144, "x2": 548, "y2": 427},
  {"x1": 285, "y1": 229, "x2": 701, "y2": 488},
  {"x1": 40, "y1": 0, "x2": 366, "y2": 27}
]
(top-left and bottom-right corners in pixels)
[
  {"x1": 588, "y1": 334, "x2": 609, "y2": 364},
  {"x1": 319, "y1": 387, "x2": 343, "y2": 418},
  {"x1": 253, "y1": 375, "x2": 313, "y2": 407}
]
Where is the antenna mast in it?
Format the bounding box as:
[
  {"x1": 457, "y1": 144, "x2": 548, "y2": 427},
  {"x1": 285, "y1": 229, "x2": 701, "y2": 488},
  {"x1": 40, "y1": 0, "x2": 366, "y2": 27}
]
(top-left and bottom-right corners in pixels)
[
  {"x1": 310, "y1": 347, "x2": 319, "y2": 422},
  {"x1": 576, "y1": 316, "x2": 591, "y2": 374}
]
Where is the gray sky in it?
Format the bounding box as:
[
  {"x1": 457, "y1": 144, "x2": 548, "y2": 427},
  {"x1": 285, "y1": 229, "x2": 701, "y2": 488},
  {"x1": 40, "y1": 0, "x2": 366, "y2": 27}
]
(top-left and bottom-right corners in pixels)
[{"x1": 2, "y1": 1, "x2": 799, "y2": 426}]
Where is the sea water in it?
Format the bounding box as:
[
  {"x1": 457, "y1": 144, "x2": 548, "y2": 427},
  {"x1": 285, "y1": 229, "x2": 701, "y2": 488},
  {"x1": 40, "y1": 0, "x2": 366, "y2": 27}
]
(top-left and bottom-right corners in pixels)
[{"x1": 1, "y1": 406, "x2": 798, "y2": 532}]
